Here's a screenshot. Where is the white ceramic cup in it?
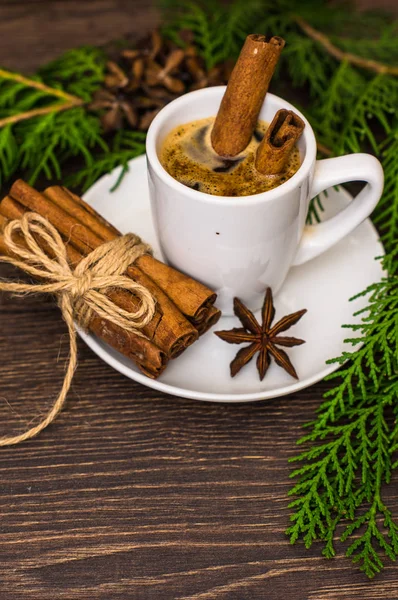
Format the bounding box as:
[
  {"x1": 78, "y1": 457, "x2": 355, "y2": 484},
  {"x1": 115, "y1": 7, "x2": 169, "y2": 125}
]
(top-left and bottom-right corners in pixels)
[{"x1": 146, "y1": 87, "x2": 384, "y2": 314}]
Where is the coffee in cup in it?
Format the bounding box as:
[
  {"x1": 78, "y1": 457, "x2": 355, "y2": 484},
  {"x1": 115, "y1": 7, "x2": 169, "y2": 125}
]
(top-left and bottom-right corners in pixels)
[{"x1": 160, "y1": 116, "x2": 300, "y2": 197}]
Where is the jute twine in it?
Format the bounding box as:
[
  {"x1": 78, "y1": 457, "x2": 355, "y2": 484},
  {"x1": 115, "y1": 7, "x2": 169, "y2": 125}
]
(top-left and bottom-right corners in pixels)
[{"x1": 0, "y1": 212, "x2": 154, "y2": 446}]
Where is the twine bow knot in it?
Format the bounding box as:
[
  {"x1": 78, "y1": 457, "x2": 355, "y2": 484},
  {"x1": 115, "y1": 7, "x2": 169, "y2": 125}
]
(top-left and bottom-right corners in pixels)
[
  {"x1": 0, "y1": 212, "x2": 155, "y2": 446},
  {"x1": 68, "y1": 269, "x2": 94, "y2": 299}
]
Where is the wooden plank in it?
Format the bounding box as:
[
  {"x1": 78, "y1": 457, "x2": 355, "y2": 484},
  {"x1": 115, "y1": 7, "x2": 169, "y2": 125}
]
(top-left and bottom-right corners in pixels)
[
  {"x1": 0, "y1": 0, "x2": 396, "y2": 73},
  {"x1": 0, "y1": 265, "x2": 397, "y2": 598},
  {"x1": 0, "y1": 0, "x2": 159, "y2": 72}
]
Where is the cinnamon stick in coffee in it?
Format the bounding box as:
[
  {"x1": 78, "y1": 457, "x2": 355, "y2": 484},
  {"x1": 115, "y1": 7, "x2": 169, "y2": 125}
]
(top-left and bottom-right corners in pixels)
[
  {"x1": 44, "y1": 185, "x2": 220, "y2": 330},
  {"x1": 4, "y1": 181, "x2": 199, "y2": 359},
  {"x1": 0, "y1": 199, "x2": 167, "y2": 378},
  {"x1": 255, "y1": 109, "x2": 305, "y2": 175},
  {"x1": 211, "y1": 34, "x2": 285, "y2": 158}
]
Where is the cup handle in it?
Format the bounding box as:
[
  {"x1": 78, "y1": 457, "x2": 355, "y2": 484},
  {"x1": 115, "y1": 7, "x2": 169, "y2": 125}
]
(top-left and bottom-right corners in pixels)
[{"x1": 292, "y1": 153, "x2": 384, "y2": 266}]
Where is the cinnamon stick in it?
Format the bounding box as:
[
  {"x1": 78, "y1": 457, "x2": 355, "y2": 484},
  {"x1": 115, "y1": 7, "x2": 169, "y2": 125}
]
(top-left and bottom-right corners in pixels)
[
  {"x1": 211, "y1": 34, "x2": 285, "y2": 158},
  {"x1": 6, "y1": 180, "x2": 198, "y2": 359},
  {"x1": 0, "y1": 198, "x2": 167, "y2": 378},
  {"x1": 133, "y1": 254, "x2": 220, "y2": 327},
  {"x1": 88, "y1": 306, "x2": 167, "y2": 379},
  {"x1": 255, "y1": 109, "x2": 305, "y2": 175},
  {"x1": 196, "y1": 304, "x2": 223, "y2": 335},
  {"x1": 44, "y1": 185, "x2": 220, "y2": 328},
  {"x1": 0, "y1": 213, "x2": 11, "y2": 255},
  {"x1": 0, "y1": 196, "x2": 82, "y2": 266}
]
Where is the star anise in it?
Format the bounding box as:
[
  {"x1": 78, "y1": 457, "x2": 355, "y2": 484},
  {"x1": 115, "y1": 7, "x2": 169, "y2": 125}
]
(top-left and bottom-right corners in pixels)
[
  {"x1": 215, "y1": 289, "x2": 307, "y2": 381},
  {"x1": 89, "y1": 88, "x2": 138, "y2": 132},
  {"x1": 89, "y1": 29, "x2": 232, "y2": 133}
]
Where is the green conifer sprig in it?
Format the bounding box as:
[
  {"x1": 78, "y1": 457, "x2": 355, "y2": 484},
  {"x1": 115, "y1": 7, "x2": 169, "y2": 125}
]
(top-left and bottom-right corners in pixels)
[
  {"x1": 160, "y1": 0, "x2": 264, "y2": 69},
  {"x1": 38, "y1": 47, "x2": 106, "y2": 101},
  {"x1": 374, "y1": 131, "x2": 398, "y2": 251},
  {"x1": 334, "y1": 25, "x2": 398, "y2": 63},
  {"x1": 0, "y1": 47, "x2": 145, "y2": 189},
  {"x1": 66, "y1": 130, "x2": 146, "y2": 191},
  {"x1": 0, "y1": 47, "x2": 107, "y2": 187},
  {"x1": 287, "y1": 239, "x2": 398, "y2": 577}
]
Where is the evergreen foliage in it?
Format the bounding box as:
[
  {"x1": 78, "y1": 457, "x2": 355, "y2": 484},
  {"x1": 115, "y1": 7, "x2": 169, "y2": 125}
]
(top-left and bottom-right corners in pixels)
[
  {"x1": 287, "y1": 248, "x2": 398, "y2": 577},
  {"x1": 0, "y1": 47, "x2": 107, "y2": 187},
  {"x1": 66, "y1": 130, "x2": 146, "y2": 190},
  {"x1": 38, "y1": 47, "x2": 106, "y2": 101}
]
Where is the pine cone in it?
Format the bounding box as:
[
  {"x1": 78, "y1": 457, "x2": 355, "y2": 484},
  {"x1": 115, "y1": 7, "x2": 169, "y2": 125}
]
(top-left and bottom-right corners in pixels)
[{"x1": 89, "y1": 30, "x2": 231, "y2": 133}]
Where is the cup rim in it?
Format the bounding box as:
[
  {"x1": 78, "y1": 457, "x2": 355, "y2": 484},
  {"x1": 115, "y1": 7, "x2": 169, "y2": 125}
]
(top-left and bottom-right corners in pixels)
[{"x1": 146, "y1": 86, "x2": 317, "y2": 206}]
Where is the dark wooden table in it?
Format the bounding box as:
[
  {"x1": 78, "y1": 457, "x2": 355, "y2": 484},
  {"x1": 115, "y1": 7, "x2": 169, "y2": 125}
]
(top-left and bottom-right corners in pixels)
[{"x1": 0, "y1": 2, "x2": 397, "y2": 599}]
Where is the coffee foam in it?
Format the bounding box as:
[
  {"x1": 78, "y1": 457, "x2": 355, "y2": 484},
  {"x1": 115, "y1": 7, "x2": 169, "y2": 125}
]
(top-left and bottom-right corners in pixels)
[{"x1": 160, "y1": 116, "x2": 300, "y2": 197}]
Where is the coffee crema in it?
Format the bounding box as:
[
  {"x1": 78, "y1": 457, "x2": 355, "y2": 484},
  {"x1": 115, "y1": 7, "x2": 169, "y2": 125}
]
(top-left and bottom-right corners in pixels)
[{"x1": 160, "y1": 117, "x2": 301, "y2": 197}]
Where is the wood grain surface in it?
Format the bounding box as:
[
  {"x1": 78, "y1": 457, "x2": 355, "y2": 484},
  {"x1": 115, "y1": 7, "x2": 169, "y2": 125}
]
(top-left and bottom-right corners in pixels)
[{"x1": 0, "y1": 2, "x2": 397, "y2": 599}]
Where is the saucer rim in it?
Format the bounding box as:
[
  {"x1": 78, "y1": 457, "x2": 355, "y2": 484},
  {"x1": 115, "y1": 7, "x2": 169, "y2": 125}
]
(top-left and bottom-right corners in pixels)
[{"x1": 79, "y1": 326, "x2": 355, "y2": 403}]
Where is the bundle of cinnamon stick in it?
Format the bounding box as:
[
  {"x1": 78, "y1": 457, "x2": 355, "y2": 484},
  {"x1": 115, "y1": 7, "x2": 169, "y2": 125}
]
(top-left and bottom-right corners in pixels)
[
  {"x1": 211, "y1": 33, "x2": 305, "y2": 174},
  {"x1": 0, "y1": 180, "x2": 221, "y2": 378}
]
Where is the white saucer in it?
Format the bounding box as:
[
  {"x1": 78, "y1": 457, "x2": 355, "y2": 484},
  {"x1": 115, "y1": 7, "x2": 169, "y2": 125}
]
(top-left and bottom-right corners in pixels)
[{"x1": 81, "y1": 155, "x2": 384, "y2": 403}]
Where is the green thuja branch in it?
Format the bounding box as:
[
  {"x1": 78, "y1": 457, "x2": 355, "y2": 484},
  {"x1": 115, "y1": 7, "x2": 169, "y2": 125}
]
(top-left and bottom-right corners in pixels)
[
  {"x1": 294, "y1": 15, "x2": 398, "y2": 76},
  {"x1": 344, "y1": 500, "x2": 398, "y2": 578},
  {"x1": 66, "y1": 130, "x2": 146, "y2": 191},
  {"x1": 0, "y1": 46, "x2": 147, "y2": 189},
  {"x1": 0, "y1": 47, "x2": 107, "y2": 186},
  {"x1": 337, "y1": 76, "x2": 398, "y2": 155},
  {"x1": 0, "y1": 68, "x2": 83, "y2": 130},
  {"x1": 161, "y1": 0, "x2": 264, "y2": 69},
  {"x1": 288, "y1": 378, "x2": 398, "y2": 577},
  {"x1": 161, "y1": 0, "x2": 227, "y2": 69},
  {"x1": 306, "y1": 193, "x2": 325, "y2": 224},
  {"x1": 374, "y1": 128, "x2": 398, "y2": 252},
  {"x1": 283, "y1": 34, "x2": 335, "y2": 98},
  {"x1": 38, "y1": 47, "x2": 106, "y2": 101},
  {"x1": 335, "y1": 28, "x2": 398, "y2": 64},
  {"x1": 288, "y1": 241, "x2": 398, "y2": 575}
]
